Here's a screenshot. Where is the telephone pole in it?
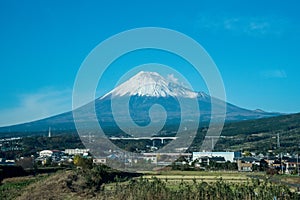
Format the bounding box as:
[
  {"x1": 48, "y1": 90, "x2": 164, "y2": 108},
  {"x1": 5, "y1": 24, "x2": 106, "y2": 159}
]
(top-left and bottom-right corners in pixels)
[
  {"x1": 277, "y1": 133, "x2": 280, "y2": 148},
  {"x1": 297, "y1": 153, "x2": 299, "y2": 176},
  {"x1": 281, "y1": 153, "x2": 284, "y2": 174}
]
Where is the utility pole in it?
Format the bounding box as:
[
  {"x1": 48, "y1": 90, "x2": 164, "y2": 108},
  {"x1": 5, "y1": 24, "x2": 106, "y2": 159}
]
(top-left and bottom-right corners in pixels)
[
  {"x1": 281, "y1": 153, "x2": 284, "y2": 174},
  {"x1": 277, "y1": 133, "x2": 280, "y2": 148},
  {"x1": 88, "y1": 132, "x2": 92, "y2": 143},
  {"x1": 297, "y1": 153, "x2": 299, "y2": 176}
]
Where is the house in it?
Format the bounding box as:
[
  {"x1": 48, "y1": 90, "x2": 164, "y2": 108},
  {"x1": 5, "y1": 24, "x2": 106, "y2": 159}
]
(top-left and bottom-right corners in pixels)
[
  {"x1": 272, "y1": 160, "x2": 282, "y2": 169},
  {"x1": 210, "y1": 156, "x2": 226, "y2": 164},
  {"x1": 194, "y1": 156, "x2": 226, "y2": 167},
  {"x1": 237, "y1": 160, "x2": 253, "y2": 171},
  {"x1": 93, "y1": 158, "x2": 107, "y2": 165},
  {"x1": 142, "y1": 155, "x2": 157, "y2": 164},
  {"x1": 107, "y1": 153, "x2": 119, "y2": 159},
  {"x1": 264, "y1": 157, "x2": 277, "y2": 166},
  {"x1": 51, "y1": 150, "x2": 64, "y2": 162},
  {"x1": 0, "y1": 158, "x2": 15, "y2": 166},
  {"x1": 285, "y1": 158, "x2": 299, "y2": 174},
  {"x1": 237, "y1": 157, "x2": 260, "y2": 172},
  {"x1": 197, "y1": 156, "x2": 209, "y2": 164},
  {"x1": 239, "y1": 157, "x2": 260, "y2": 165}
]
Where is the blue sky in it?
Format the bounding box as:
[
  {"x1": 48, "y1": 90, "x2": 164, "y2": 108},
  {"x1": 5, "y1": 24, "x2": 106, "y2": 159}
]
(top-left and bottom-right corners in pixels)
[{"x1": 0, "y1": 0, "x2": 300, "y2": 126}]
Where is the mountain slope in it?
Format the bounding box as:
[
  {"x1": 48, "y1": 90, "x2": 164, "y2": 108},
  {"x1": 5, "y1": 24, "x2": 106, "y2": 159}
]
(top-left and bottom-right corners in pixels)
[
  {"x1": 0, "y1": 71, "x2": 280, "y2": 135},
  {"x1": 190, "y1": 112, "x2": 300, "y2": 153}
]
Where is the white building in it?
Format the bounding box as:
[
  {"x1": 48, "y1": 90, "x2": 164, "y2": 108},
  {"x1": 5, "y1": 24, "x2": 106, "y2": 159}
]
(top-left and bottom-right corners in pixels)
[
  {"x1": 142, "y1": 155, "x2": 157, "y2": 164},
  {"x1": 93, "y1": 158, "x2": 107, "y2": 165},
  {"x1": 39, "y1": 150, "x2": 53, "y2": 157},
  {"x1": 192, "y1": 152, "x2": 241, "y2": 162},
  {"x1": 64, "y1": 148, "x2": 89, "y2": 155}
]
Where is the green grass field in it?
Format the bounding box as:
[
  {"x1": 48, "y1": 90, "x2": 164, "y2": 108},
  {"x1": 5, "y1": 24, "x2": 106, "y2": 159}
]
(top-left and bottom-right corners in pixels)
[
  {"x1": 136, "y1": 170, "x2": 300, "y2": 192},
  {"x1": 138, "y1": 171, "x2": 261, "y2": 188}
]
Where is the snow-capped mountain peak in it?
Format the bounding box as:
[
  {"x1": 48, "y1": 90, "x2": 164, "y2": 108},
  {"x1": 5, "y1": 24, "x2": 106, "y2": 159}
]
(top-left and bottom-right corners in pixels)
[{"x1": 101, "y1": 71, "x2": 200, "y2": 99}]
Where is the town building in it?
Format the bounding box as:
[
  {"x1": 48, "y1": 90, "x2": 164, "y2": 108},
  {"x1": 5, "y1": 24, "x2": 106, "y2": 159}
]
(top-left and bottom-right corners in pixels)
[
  {"x1": 237, "y1": 160, "x2": 253, "y2": 172},
  {"x1": 192, "y1": 152, "x2": 241, "y2": 162},
  {"x1": 285, "y1": 158, "x2": 299, "y2": 174},
  {"x1": 194, "y1": 156, "x2": 226, "y2": 166},
  {"x1": 39, "y1": 150, "x2": 53, "y2": 157},
  {"x1": 64, "y1": 148, "x2": 89, "y2": 155},
  {"x1": 93, "y1": 158, "x2": 107, "y2": 165}
]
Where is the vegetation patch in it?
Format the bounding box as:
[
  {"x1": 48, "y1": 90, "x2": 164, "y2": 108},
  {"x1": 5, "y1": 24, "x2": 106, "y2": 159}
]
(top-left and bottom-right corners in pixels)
[
  {"x1": 101, "y1": 177, "x2": 299, "y2": 200},
  {"x1": 0, "y1": 175, "x2": 48, "y2": 200}
]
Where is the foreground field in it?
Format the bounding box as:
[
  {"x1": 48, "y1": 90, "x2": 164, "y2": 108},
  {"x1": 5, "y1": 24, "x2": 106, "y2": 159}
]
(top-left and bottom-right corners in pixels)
[
  {"x1": 1, "y1": 169, "x2": 300, "y2": 200},
  {"x1": 141, "y1": 170, "x2": 252, "y2": 185},
  {"x1": 141, "y1": 170, "x2": 300, "y2": 192}
]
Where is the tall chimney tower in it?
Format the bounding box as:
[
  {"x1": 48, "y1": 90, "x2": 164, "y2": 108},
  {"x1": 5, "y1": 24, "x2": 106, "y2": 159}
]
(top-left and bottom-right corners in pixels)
[{"x1": 48, "y1": 127, "x2": 51, "y2": 138}]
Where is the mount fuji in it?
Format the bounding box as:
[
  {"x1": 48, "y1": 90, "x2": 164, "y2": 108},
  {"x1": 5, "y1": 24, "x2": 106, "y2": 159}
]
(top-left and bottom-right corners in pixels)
[
  {"x1": 0, "y1": 71, "x2": 280, "y2": 135},
  {"x1": 101, "y1": 71, "x2": 199, "y2": 98}
]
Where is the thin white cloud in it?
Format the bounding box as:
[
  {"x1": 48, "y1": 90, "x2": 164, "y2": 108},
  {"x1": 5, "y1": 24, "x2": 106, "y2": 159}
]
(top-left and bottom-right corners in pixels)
[
  {"x1": 166, "y1": 73, "x2": 189, "y2": 88},
  {"x1": 0, "y1": 88, "x2": 72, "y2": 127},
  {"x1": 167, "y1": 73, "x2": 179, "y2": 84},
  {"x1": 195, "y1": 14, "x2": 289, "y2": 37},
  {"x1": 260, "y1": 69, "x2": 287, "y2": 79}
]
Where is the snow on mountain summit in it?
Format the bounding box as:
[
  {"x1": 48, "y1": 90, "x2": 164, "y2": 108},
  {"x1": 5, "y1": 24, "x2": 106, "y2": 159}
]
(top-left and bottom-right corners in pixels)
[{"x1": 101, "y1": 71, "x2": 201, "y2": 99}]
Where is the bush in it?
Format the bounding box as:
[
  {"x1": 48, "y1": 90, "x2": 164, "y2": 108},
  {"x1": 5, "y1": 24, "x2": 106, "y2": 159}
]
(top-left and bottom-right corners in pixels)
[
  {"x1": 0, "y1": 169, "x2": 3, "y2": 184},
  {"x1": 266, "y1": 168, "x2": 278, "y2": 176},
  {"x1": 73, "y1": 155, "x2": 93, "y2": 169}
]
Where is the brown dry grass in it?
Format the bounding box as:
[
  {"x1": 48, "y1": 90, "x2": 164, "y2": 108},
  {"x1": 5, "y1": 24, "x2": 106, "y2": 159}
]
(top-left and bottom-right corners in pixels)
[
  {"x1": 15, "y1": 170, "x2": 98, "y2": 200},
  {"x1": 2, "y1": 175, "x2": 36, "y2": 184}
]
